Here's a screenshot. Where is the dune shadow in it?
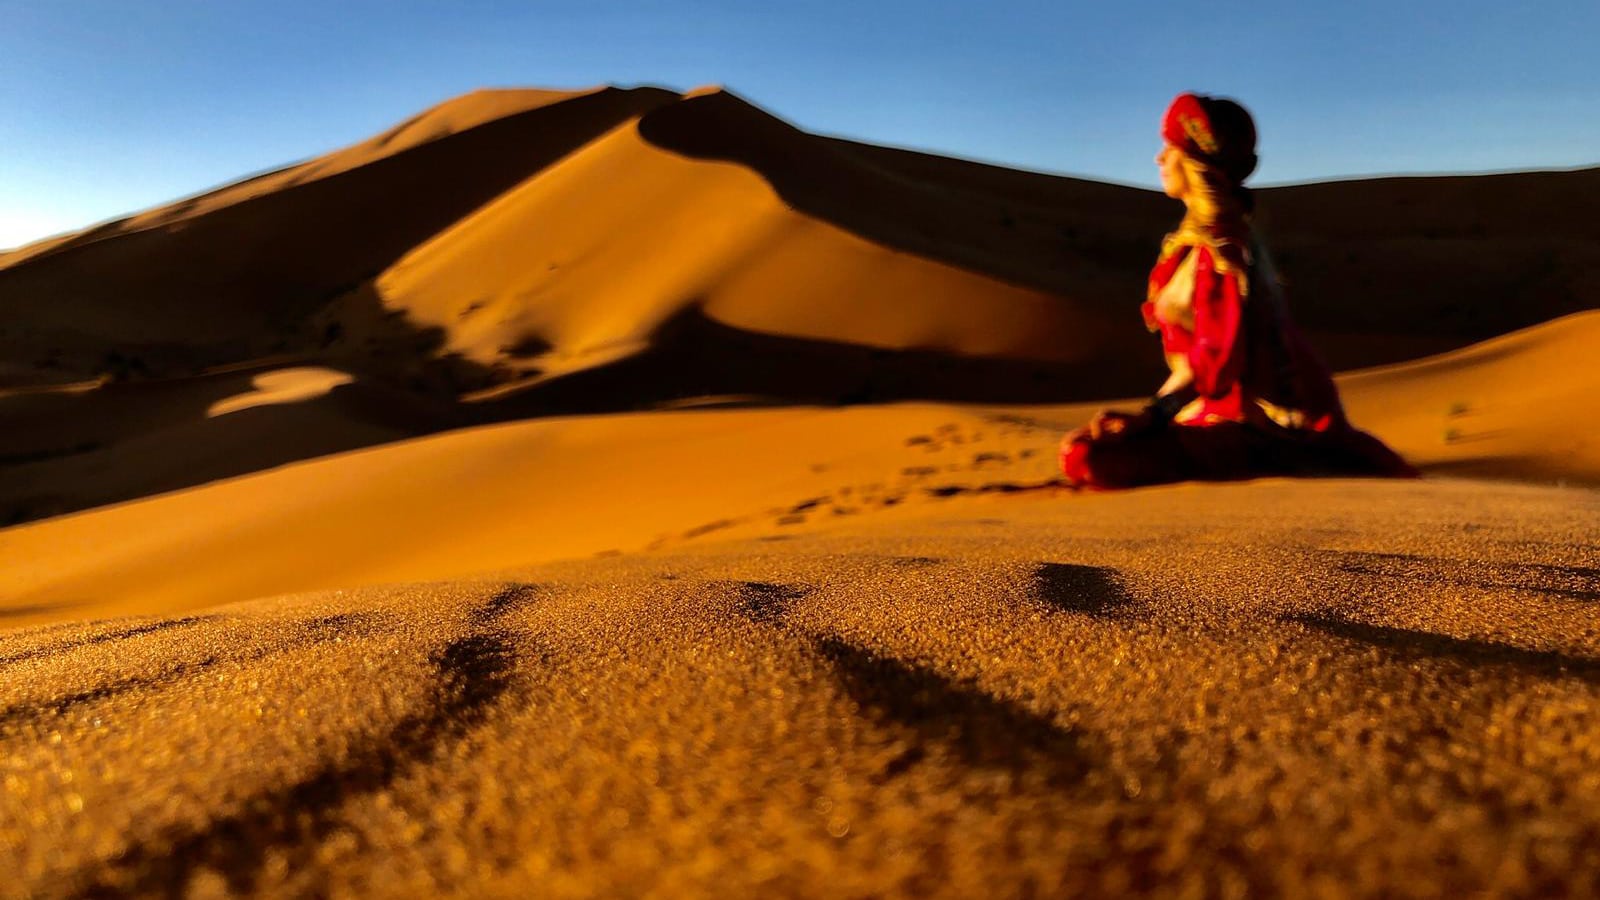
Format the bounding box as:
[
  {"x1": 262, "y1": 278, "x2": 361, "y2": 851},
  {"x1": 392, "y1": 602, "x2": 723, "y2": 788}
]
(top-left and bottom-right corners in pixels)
[
  {"x1": 0, "y1": 601, "x2": 86, "y2": 621},
  {"x1": 474, "y1": 303, "x2": 1154, "y2": 421},
  {"x1": 1287, "y1": 612, "x2": 1600, "y2": 685},
  {"x1": 635, "y1": 88, "x2": 1167, "y2": 304},
  {"x1": 0, "y1": 343, "x2": 479, "y2": 526}
]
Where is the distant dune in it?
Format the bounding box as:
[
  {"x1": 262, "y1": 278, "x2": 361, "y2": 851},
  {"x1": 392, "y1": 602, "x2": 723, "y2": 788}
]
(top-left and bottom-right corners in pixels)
[{"x1": 4, "y1": 85, "x2": 1594, "y2": 392}]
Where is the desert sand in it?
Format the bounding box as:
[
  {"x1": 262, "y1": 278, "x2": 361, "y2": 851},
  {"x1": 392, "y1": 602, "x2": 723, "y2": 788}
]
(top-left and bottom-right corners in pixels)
[{"x1": 1, "y1": 85, "x2": 1597, "y2": 896}]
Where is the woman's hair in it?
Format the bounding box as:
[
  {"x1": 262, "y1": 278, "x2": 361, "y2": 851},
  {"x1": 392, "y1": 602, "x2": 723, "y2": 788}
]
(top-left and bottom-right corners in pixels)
[
  {"x1": 1162, "y1": 93, "x2": 1258, "y2": 221},
  {"x1": 1179, "y1": 151, "x2": 1254, "y2": 222}
]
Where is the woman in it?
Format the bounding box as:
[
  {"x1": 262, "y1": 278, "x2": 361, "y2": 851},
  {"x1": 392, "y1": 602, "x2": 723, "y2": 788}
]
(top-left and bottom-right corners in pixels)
[{"x1": 1059, "y1": 93, "x2": 1415, "y2": 488}]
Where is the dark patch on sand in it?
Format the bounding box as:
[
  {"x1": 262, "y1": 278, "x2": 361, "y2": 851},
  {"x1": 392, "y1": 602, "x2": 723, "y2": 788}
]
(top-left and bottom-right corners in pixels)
[
  {"x1": 811, "y1": 636, "x2": 1094, "y2": 786},
  {"x1": 69, "y1": 586, "x2": 541, "y2": 896},
  {"x1": 1032, "y1": 563, "x2": 1134, "y2": 617}
]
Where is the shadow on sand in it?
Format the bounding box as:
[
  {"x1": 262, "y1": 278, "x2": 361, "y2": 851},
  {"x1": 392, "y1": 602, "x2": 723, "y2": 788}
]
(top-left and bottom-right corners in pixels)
[{"x1": 1288, "y1": 613, "x2": 1600, "y2": 686}]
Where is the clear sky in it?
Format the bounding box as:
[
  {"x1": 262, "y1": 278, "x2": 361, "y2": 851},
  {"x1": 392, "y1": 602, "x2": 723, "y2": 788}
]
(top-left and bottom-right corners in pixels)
[{"x1": 2, "y1": 0, "x2": 1596, "y2": 249}]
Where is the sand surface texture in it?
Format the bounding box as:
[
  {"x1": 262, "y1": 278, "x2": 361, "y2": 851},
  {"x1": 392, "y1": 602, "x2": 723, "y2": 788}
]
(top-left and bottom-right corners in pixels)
[
  {"x1": 3, "y1": 479, "x2": 1599, "y2": 896},
  {"x1": 3, "y1": 85, "x2": 1599, "y2": 896}
]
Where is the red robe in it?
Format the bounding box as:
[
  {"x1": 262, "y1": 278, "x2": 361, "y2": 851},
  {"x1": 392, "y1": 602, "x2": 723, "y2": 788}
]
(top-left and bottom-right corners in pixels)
[{"x1": 1060, "y1": 230, "x2": 1415, "y2": 488}]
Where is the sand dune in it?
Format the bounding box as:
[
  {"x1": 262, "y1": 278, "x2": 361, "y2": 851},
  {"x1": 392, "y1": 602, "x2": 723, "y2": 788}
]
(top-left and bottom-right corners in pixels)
[
  {"x1": 3, "y1": 84, "x2": 1592, "y2": 397},
  {"x1": 1340, "y1": 310, "x2": 1600, "y2": 483},
  {"x1": 0, "y1": 86, "x2": 678, "y2": 386},
  {"x1": 360, "y1": 94, "x2": 1122, "y2": 387},
  {"x1": 1261, "y1": 166, "x2": 1600, "y2": 342},
  {"x1": 0, "y1": 401, "x2": 1074, "y2": 624},
  {"x1": 0, "y1": 88, "x2": 613, "y2": 269}
]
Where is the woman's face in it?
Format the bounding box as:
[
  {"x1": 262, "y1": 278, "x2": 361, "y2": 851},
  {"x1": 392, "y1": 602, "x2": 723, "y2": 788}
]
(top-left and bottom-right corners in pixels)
[{"x1": 1156, "y1": 143, "x2": 1188, "y2": 199}]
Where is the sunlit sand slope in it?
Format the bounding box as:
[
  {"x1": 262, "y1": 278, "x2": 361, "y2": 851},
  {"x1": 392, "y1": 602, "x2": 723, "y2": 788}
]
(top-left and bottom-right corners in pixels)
[
  {"x1": 1339, "y1": 310, "x2": 1600, "y2": 483},
  {"x1": 359, "y1": 90, "x2": 1124, "y2": 389},
  {"x1": 3, "y1": 478, "x2": 1598, "y2": 896},
  {"x1": 0, "y1": 403, "x2": 1077, "y2": 623}
]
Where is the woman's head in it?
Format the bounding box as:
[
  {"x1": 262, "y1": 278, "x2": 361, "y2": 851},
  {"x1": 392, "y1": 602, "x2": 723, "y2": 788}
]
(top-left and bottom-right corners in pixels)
[
  {"x1": 1158, "y1": 93, "x2": 1259, "y2": 216},
  {"x1": 1161, "y1": 93, "x2": 1258, "y2": 184}
]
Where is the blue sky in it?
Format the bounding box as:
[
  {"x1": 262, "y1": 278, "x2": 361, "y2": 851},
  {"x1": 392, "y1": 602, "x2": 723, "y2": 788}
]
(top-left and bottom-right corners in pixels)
[{"x1": 2, "y1": 0, "x2": 1596, "y2": 249}]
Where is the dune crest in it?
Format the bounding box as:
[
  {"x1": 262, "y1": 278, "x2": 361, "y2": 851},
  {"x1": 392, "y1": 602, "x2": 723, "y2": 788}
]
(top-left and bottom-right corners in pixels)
[{"x1": 0, "y1": 87, "x2": 617, "y2": 268}]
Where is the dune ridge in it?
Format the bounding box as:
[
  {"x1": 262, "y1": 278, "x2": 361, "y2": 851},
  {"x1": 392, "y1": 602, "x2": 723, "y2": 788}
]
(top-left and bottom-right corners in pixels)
[
  {"x1": 355, "y1": 94, "x2": 1121, "y2": 385},
  {"x1": 0, "y1": 88, "x2": 613, "y2": 268},
  {"x1": 0, "y1": 86, "x2": 679, "y2": 384}
]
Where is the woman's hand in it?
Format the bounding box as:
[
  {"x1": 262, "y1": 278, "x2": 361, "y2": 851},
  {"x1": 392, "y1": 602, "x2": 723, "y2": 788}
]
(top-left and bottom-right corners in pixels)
[{"x1": 1086, "y1": 408, "x2": 1154, "y2": 442}]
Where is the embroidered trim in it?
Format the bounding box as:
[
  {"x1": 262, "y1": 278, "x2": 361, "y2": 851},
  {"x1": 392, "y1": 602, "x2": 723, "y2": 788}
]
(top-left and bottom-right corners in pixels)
[
  {"x1": 1155, "y1": 227, "x2": 1252, "y2": 300},
  {"x1": 1179, "y1": 112, "x2": 1220, "y2": 156},
  {"x1": 1255, "y1": 398, "x2": 1309, "y2": 430},
  {"x1": 1151, "y1": 247, "x2": 1199, "y2": 332}
]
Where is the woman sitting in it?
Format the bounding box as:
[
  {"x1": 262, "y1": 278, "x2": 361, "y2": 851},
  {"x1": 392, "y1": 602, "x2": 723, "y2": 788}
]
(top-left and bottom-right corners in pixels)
[{"x1": 1059, "y1": 93, "x2": 1415, "y2": 488}]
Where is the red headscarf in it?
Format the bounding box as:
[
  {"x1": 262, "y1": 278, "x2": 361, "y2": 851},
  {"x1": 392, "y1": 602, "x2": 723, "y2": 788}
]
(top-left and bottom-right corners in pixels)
[{"x1": 1162, "y1": 93, "x2": 1258, "y2": 185}]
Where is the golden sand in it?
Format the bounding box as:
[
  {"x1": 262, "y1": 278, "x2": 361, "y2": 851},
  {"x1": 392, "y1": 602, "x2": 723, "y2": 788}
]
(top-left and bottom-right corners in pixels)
[{"x1": 3, "y1": 479, "x2": 1598, "y2": 895}]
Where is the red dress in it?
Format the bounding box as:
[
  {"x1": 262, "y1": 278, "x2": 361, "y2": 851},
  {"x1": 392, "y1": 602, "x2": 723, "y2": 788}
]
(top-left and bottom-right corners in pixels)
[{"x1": 1059, "y1": 228, "x2": 1415, "y2": 488}]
